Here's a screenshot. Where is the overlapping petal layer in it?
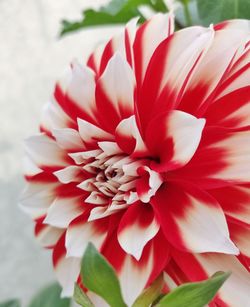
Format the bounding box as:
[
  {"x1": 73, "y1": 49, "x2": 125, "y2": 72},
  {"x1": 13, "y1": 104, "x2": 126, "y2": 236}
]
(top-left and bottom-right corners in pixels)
[{"x1": 22, "y1": 14, "x2": 250, "y2": 306}]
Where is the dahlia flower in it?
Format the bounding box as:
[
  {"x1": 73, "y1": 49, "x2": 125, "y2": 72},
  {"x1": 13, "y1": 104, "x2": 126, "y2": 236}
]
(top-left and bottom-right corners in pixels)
[{"x1": 21, "y1": 14, "x2": 250, "y2": 306}]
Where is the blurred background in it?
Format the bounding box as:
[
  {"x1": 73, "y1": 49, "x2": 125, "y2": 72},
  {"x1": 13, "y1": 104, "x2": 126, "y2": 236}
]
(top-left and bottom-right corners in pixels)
[{"x1": 0, "y1": 0, "x2": 122, "y2": 304}]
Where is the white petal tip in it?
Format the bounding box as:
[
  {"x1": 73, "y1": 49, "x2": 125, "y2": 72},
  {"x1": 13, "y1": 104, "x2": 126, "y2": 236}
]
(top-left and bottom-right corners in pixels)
[
  {"x1": 123, "y1": 247, "x2": 142, "y2": 261},
  {"x1": 133, "y1": 252, "x2": 142, "y2": 261},
  {"x1": 65, "y1": 251, "x2": 75, "y2": 258},
  {"x1": 221, "y1": 240, "x2": 240, "y2": 255}
]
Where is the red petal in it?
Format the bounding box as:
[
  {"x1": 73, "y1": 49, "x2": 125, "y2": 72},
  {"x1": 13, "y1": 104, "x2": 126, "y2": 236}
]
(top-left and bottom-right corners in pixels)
[
  {"x1": 151, "y1": 183, "x2": 238, "y2": 254},
  {"x1": 117, "y1": 202, "x2": 160, "y2": 260}
]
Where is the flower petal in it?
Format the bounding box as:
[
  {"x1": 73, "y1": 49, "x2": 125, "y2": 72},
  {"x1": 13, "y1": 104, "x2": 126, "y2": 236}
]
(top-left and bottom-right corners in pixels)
[
  {"x1": 136, "y1": 166, "x2": 163, "y2": 203},
  {"x1": 205, "y1": 86, "x2": 250, "y2": 128},
  {"x1": 151, "y1": 183, "x2": 239, "y2": 254},
  {"x1": 55, "y1": 61, "x2": 97, "y2": 125},
  {"x1": 146, "y1": 110, "x2": 205, "y2": 172},
  {"x1": 133, "y1": 13, "x2": 174, "y2": 87},
  {"x1": 23, "y1": 156, "x2": 43, "y2": 177},
  {"x1": 178, "y1": 27, "x2": 250, "y2": 116},
  {"x1": 52, "y1": 128, "x2": 85, "y2": 152},
  {"x1": 40, "y1": 98, "x2": 75, "y2": 134},
  {"x1": 35, "y1": 219, "x2": 64, "y2": 248},
  {"x1": 77, "y1": 118, "x2": 114, "y2": 148},
  {"x1": 96, "y1": 32, "x2": 126, "y2": 77},
  {"x1": 53, "y1": 235, "x2": 81, "y2": 297},
  {"x1": 43, "y1": 196, "x2": 84, "y2": 228},
  {"x1": 65, "y1": 215, "x2": 108, "y2": 258},
  {"x1": 209, "y1": 184, "x2": 250, "y2": 225},
  {"x1": 24, "y1": 133, "x2": 70, "y2": 170},
  {"x1": 172, "y1": 128, "x2": 250, "y2": 188},
  {"x1": 115, "y1": 115, "x2": 148, "y2": 155},
  {"x1": 95, "y1": 53, "x2": 135, "y2": 133},
  {"x1": 214, "y1": 19, "x2": 250, "y2": 31},
  {"x1": 20, "y1": 181, "x2": 58, "y2": 219},
  {"x1": 124, "y1": 17, "x2": 139, "y2": 67},
  {"x1": 87, "y1": 42, "x2": 105, "y2": 75},
  {"x1": 53, "y1": 166, "x2": 84, "y2": 184},
  {"x1": 228, "y1": 219, "x2": 250, "y2": 260},
  {"x1": 117, "y1": 203, "x2": 160, "y2": 260},
  {"x1": 102, "y1": 229, "x2": 169, "y2": 306},
  {"x1": 137, "y1": 26, "x2": 213, "y2": 134}
]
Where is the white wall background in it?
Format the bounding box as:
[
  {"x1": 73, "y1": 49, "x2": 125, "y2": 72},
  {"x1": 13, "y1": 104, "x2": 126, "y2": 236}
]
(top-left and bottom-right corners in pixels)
[{"x1": 0, "y1": 0, "x2": 122, "y2": 304}]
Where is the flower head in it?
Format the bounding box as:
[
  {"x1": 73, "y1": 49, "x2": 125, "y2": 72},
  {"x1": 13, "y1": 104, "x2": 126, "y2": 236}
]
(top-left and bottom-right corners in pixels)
[{"x1": 21, "y1": 14, "x2": 250, "y2": 306}]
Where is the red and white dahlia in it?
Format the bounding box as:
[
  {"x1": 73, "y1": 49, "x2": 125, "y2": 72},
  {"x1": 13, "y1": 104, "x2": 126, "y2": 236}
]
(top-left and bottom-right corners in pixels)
[{"x1": 21, "y1": 14, "x2": 250, "y2": 306}]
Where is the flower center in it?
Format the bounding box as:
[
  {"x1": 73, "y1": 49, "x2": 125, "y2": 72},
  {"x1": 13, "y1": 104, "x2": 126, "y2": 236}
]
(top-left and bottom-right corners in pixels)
[{"x1": 73, "y1": 141, "x2": 163, "y2": 220}]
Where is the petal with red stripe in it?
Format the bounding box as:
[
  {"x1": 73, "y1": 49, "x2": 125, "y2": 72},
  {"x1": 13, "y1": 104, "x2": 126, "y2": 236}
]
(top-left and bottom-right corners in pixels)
[
  {"x1": 55, "y1": 62, "x2": 97, "y2": 125},
  {"x1": 205, "y1": 86, "x2": 250, "y2": 128},
  {"x1": 53, "y1": 166, "x2": 84, "y2": 184},
  {"x1": 136, "y1": 166, "x2": 163, "y2": 203},
  {"x1": 133, "y1": 13, "x2": 174, "y2": 87},
  {"x1": 95, "y1": 53, "x2": 135, "y2": 133},
  {"x1": 178, "y1": 27, "x2": 249, "y2": 116},
  {"x1": 151, "y1": 183, "x2": 239, "y2": 255},
  {"x1": 209, "y1": 184, "x2": 250, "y2": 225},
  {"x1": 52, "y1": 128, "x2": 85, "y2": 152},
  {"x1": 146, "y1": 110, "x2": 205, "y2": 172},
  {"x1": 35, "y1": 219, "x2": 64, "y2": 248},
  {"x1": 137, "y1": 26, "x2": 213, "y2": 134},
  {"x1": 24, "y1": 133, "x2": 70, "y2": 170},
  {"x1": 53, "y1": 235, "x2": 81, "y2": 297},
  {"x1": 214, "y1": 19, "x2": 250, "y2": 31},
  {"x1": 115, "y1": 115, "x2": 148, "y2": 155},
  {"x1": 172, "y1": 128, "x2": 250, "y2": 188},
  {"x1": 40, "y1": 98, "x2": 76, "y2": 134},
  {"x1": 77, "y1": 118, "x2": 114, "y2": 148},
  {"x1": 99, "y1": 33, "x2": 126, "y2": 76},
  {"x1": 102, "y1": 230, "x2": 169, "y2": 306},
  {"x1": 228, "y1": 218, "x2": 250, "y2": 262},
  {"x1": 65, "y1": 214, "x2": 108, "y2": 258},
  {"x1": 20, "y1": 181, "x2": 58, "y2": 219},
  {"x1": 117, "y1": 202, "x2": 160, "y2": 260},
  {"x1": 43, "y1": 196, "x2": 84, "y2": 228}
]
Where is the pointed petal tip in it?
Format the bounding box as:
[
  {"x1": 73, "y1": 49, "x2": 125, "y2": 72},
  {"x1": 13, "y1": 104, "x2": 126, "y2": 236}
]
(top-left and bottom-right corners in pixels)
[{"x1": 222, "y1": 239, "x2": 240, "y2": 256}]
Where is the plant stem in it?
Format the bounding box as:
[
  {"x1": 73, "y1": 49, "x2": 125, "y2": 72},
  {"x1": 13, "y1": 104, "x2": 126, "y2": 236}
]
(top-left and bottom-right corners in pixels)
[{"x1": 183, "y1": 0, "x2": 192, "y2": 26}]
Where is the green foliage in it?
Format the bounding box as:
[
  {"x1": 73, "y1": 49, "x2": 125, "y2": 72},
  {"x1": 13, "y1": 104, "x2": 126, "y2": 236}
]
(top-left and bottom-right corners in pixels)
[
  {"x1": 132, "y1": 275, "x2": 164, "y2": 307},
  {"x1": 0, "y1": 300, "x2": 20, "y2": 307},
  {"x1": 155, "y1": 271, "x2": 230, "y2": 307},
  {"x1": 28, "y1": 282, "x2": 71, "y2": 307},
  {"x1": 73, "y1": 284, "x2": 94, "y2": 307},
  {"x1": 60, "y1": 0, "x2": 250, "y2": 36},
  {"x1": 80, "y1": 243, "x2": 127, "y2": 307},
  {"x1": 60, "y1": 0, "x2": 167, "y2": 36},
  {"x1": 197, "y1": 0, "x2": 250, "y2": 26},
  {"x1": 75, "y1": 243, "x2": 230, "y2": 307}
]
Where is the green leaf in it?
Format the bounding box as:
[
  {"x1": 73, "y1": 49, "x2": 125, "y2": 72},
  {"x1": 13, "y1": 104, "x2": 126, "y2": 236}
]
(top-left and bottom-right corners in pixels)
[
  {"x1": 156, "y1": 271, "x2": 230, "y2": 307},
  {"x1": 73, "y1": 284, "x2": 94, "y2": 307},
  {"x1": 60, "y1": 0, "x2": 168, "y2": 36},
  {"x1": 197, "y1": 0, "x2": 250, "y2": 26},
  {"x1": 0, "y1": 300, "x2": 20, "y2": 307},
  {"x1": 61, "y1": 9, "x2": 143, "y2": 36},
  {"x1": 150, "y1": 0, "x2": 168, "y2": 12},
  {"x1": 132, "y1": 274, "x2": 164, "y2": 307},
  {"x1": 81, "y1": 243, "x2": 127, "y2": 307},
  {"x1": 28, "y1": 282, "x2": 71, "y2": 307}
]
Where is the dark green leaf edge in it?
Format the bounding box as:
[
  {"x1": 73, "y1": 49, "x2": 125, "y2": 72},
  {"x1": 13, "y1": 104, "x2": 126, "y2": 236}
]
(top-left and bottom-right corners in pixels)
[
  {"x1": 156, "y1": 271, "x2": 231, "y2": 307},
  {"x1": 81, "y1": 243, "x2": 127, "y2": 307}
]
